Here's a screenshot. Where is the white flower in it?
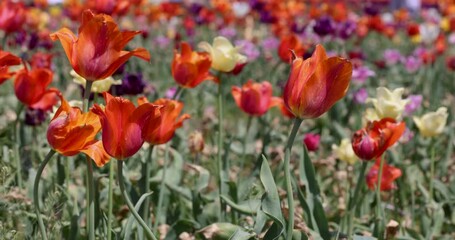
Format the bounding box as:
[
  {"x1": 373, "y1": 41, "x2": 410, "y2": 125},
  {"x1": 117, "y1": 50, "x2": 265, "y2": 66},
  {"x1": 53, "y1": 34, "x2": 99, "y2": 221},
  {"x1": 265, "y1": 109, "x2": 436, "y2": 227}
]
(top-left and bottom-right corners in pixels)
[
  {"x1": 71, "y1": 70, "x2": 121, "y2": 93},
  {"x1": 367, "y1": 87, "x2": 409, "y2": 120},
  {"x1": 198, "y1": 36, "x2": 247, "y2": 72},
  {"x1": 413, "y1": 107, "x2": 448, "y2": 137},
  {"x1": 332, "y1": 138, "x2": 358, "y2": 165}
]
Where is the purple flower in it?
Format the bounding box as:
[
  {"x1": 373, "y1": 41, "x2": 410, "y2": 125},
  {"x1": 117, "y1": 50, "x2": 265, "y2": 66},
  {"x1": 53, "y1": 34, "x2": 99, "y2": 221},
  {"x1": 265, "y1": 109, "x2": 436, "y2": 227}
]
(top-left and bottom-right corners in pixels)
[
  {"x1": 235, "y1": 40, "x2": 260, "y2": 61},
  {"x1": 313, "y1": 16, "x2": 336, "y2": 36},
  {"x1": 352, "y1": 66, "x2": 375, "y2": 84},
  {"x1": 399, "y1": 127, "x2": 414, "y2": 144},
  {"x1": 155, "y1": 36, "x2": 171, "y2": 49},
  {"x1": 165, "y1": 87, "x2": 177, "y2": 99},
  {"x1": 337, "y1": 21, "x2": 357, "y2": 39},
  {"x1": 383, "y1": 49, "x2": 403, "y2": 65},
  {"x1": 261, "y1": 37, "x2": 279, "y2": 50},
  {"x1": 353, "y1": 88, "x2": 368, "y2": 104},
  {"x1": 112, "y1": 73, "x2": 148, "y2": 96},
  {"x1": 404, "y1": 95, "x2": 423, "y2": 116},
  {"x1": 218, "y1": 27, "x2": 237, "y2": 39},
  {"x1": 25, "y1": 108, "x2": 47, "y2": 126},
  {"x1": 403, "y1": 56, "x2": 422, "y2": 73}
]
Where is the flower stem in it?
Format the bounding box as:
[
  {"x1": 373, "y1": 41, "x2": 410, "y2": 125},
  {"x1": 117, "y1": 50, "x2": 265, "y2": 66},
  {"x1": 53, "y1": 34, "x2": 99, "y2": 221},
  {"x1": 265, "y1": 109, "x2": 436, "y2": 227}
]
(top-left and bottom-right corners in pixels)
[
  {"x1": 142, "y1": 146, "x2": 154, "y2": 229},
  {"x1": 284, "y1": 118, "x2": 302, "y2": 239},
  {"x1": 82, "y1": 81, "x2": 93, "y2": 113},
  {"x1": 217, "y1": 77, "x2": 226, "y2": 221},
  {"x1": 153, "y1": 144, "x2": 169, "y2": 233},
  {"x1": 14, "y1": 103, "x2": 24, "y2": 189},
  {"x1": 346, "y1": 161, "x2": 369, "y2": 237},
  {"x1": 107, "y1": 159, "x2": 115, "y2": 240},
  {"x1": 239, "y1": 116, "x2": 252, "y2": 172},
  {"x1": 429, "y1": 142, "x2": 436, "y2": 200},
  {"x1": 33, "y1": 149, "x2": 56, "y2": 240},
  {"x1": 117, "y1": 161, "x2": 157, "y2": 240},
  {"x1": 375, "y1": 156, "x2": 385, "y2": 240}
]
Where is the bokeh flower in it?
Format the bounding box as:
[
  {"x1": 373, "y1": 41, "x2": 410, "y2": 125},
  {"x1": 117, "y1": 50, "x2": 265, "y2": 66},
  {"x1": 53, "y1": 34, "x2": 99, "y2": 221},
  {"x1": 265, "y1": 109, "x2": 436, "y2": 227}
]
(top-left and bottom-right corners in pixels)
[
  {"x1": 366, "y1": 158, "x2": 402, "y2": 191},
  {"x1": 367, "y1": 87, "x2": 409, "y2": 120},
  {"x1": 304, "y1": 133, "x2": 321, "y2": 152},
  {"x1": 332, "y1": 138, "x2": 358, "y2": 164},
  {"x1": 413, "y1": 107, "x2": 448, "y2": 137},
  {"x1": 198, "y1": 36, "x2": 246, "y2": 72},
  {"x1": 231, "y1": 80, "x2": 281, "y2": 116},
  {"x1": 71, "y1": 70, "x2": 121, "y2": 93}
]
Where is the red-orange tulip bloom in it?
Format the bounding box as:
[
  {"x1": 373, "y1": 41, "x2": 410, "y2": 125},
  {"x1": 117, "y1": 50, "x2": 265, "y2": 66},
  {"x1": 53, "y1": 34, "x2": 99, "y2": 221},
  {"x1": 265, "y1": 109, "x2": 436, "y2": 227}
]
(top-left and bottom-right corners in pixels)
[
  {"x1": 50, "y1": 9, "x2": 150, "y2": 81},
  {"x1": 366, "y1": 158, "x2": 402, "y2": 191},
  {"x1": 92, "y1": 92, "x2": 162, "y2": 159},
  {"x1": 138, "y1": 97, "x2": 190, "y2": 145},
  {"x1": 352, "y1": 118, "x2": 406, "y2": 161},
  {"x1": 14, "y1": 68, "x2": 59, "y2": 111},
  {"x1": 278, "y1": 35, "x2": 306, "y2": 63},
  {"x1": 231, "y1": 80, "x2": 281, "y2": 116},
  {"x1": 172, "y1": 42, "x2": 215, "y2": 88},
  {"x1": 47, "y1": 94, "x2": 110, "y2": 167},
  {"x1": 0, "y1": 50, "x2": 21, "y2": 85},
  {"x1": 0, "y1": 1, "x2": 26, "y2": 34},
  {"x1": 283, "y1": 44, "x2": 352, "y2": 119}
]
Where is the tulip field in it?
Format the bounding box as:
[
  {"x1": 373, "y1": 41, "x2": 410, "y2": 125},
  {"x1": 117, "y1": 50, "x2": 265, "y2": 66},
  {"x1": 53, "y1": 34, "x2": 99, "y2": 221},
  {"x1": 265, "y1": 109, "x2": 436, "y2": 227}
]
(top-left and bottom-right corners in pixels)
[{"x1": 1, "y1": 0, "x2": 455, "y2": 239}]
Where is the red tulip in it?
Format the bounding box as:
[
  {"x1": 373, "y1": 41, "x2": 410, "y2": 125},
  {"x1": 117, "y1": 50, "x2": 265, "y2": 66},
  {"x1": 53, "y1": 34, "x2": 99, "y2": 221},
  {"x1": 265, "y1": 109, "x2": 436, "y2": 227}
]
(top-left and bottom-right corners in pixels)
[
  {"x1": 91, "y1": 92, "x2": 162, "y2": 159},
  {"x1": 283, "y1": 44, "x2": 352, "y2": 119},
  {"x1": 50, "y1": 9, "x2": 150, "y2": 81},
  {"x1": 231, "y1": 80, "x2": 281, "y2": 116},
  {"x1": 278, "y1": 34, "x2": 306, "y2": 63},
  {"x1": 0, "y1": 50, "x2": 21, "y2": 85},
  {"x1": 0, "y1": 1, "x2": 26, "y2": 34},
  {"x1": 366, "y1": 158, "x2": 402, "y2": 191},
  {"x1": 352, "y1": 118, "x2": 406, "y2": 161}
]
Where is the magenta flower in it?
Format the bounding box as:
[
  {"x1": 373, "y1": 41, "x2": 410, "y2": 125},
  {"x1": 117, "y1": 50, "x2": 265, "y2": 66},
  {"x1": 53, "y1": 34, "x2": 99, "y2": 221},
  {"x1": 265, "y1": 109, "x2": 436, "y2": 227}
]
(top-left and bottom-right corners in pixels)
[
  {"x1": 353, "y1": 88, "x2": 368, "y2": 104},
  {"x1": 383, "y1": 49, "x2": 403, "y2": 65},
  {"x1": 404, "y1": 95, "x2": 423, "y2": 116},
  {"x1": 403, "y1": 56, "x2": 422, "y2": 73},
  {"x1": 352, "y1": 66, "x2": 375, "y2": 84},
  {"x1": 304, "y1": 133, "x2": 321, "y2": 152}
]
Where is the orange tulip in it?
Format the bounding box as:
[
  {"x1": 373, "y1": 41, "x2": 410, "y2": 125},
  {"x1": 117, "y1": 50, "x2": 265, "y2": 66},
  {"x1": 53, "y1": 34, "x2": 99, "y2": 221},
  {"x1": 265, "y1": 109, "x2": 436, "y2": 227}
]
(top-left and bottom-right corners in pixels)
[
  {"x1": 366, "y1": 158, "x2": 402, "y2": 191},
  {"x1": 14, "y1": 68, "x2": 59, "y2": 111},
  {"x1": 91, "y1": 92, "x2": 162, "y2": 159},
  {"x1": 50, "y1": 9, "x2": 150, "y2": 81},
  {"x1": 278, "y1": 34, "x2": 306, "y2": 63},
  {"x1": 351, "y1": 118, "x2": 406, "y2": 161},
  {"x1": 283, "y1": 44, "x2": 352, "y2": 119},
  {"x1": 172, "y1": 42, "x2": 215, "y2": 88},
  {"x1": 0, "y1": 0, "x2": 26, "y2": 34},
  {"x1": 47, "y1": 94, "x2": 110, "y2": 167},
  {"x1": 231, "y1": 80, "x2": 281, "y2": 116},
  {"x1": 138, "y1": 97, "x2": 190, "y2": 145},
  {"x1": 0, "y1": 50, "x2": 21, "y2": 85}
]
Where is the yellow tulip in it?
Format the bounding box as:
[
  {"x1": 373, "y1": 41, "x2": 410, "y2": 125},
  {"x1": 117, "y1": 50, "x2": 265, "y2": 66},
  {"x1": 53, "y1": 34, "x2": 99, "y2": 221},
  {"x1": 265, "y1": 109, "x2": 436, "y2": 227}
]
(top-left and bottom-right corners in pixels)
[
  {"x1": 71, "y1": 70, "x2": 122, "y2": 93},
  {"x1": 413, "y1": 107, "x2": 448, "y2": 137},
  {"x1": 332, "y1": 138, "x2": 358, "y2": 165},
  {"x1": 367, "y1": 87, "x2": 409, "y2": 120},
  {"x1": 198, "y1": 36, "x2": 247, "y2": 72}
]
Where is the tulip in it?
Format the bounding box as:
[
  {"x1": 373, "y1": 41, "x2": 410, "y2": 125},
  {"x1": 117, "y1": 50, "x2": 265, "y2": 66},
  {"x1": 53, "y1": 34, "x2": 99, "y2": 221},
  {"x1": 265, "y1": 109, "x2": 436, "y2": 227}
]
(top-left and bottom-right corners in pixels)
[
  {"x1": 91, "y1": 92, "x2": 162, "y2": 159},
  {"x1": 366, "y1": 158, "x2": 402, "y2": 191},
  {"x1": 198, "y1": 36, "x2": 246, "y2": 72},
  {"x1": 47, "y1": 94, "x2": 110, "y2": 167},
  {"x1": 277, "y1": 34, "x2": 306, "y2": 63},
  {"x1": 0, "y1": 50, "x2": 22, "y2": 84},
  {"x1": 367, "y1": 87, "x2": 409, "y2": 120},
  {"x1": 413, "y1": 107, "x2": 448, "y2": 137},
  {"x1": 30, "y1": 52, "x2": 53, "y2": 69},
  {"x1": 303, "y1": 133, "x2": 320, "y2": 152},
  {"x1": 138, "y1": 97, "x2": 190, "y2": 145},
  {"x1": 283, "y1": 44, "x2": 353, "y2": 119},
  {"x1": 0, "y1": 1, "x2": 26, "y2": 34},
  {"x1": 14, "y1": 68, "x2": 59, "y2": 111},
  {"x1": 332, "y1": 138, "x2": 358, "y2": 164},
  {"x1": 50, "y1": 9, "x2": 150, "y2": 81},
  {"x1": 172, "y1": 42, "x2": 215, "y2": 88},
  {"x1": 231, "y1": 80, "x2": 281, "y2": 116},
  {"x1": 352, "y1": 118, "x2": 406, "y2": 161}
]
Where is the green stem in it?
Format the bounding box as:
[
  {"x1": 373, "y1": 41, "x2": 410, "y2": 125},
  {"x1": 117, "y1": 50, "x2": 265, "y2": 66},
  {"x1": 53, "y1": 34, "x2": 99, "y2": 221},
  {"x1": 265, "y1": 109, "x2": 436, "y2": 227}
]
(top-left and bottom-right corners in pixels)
[
  {"x1": 82, "y1": 81, "x2": 93, "y2": 113},
  {"x1": 172, "y1": 86, "x2": 183, "y2": 100},
  {"x1": 142, "y1": 146, "x2": 154, "y2": 228},
  {"x1": 14, "y1": 104, "x2": 24, "y2": 189},
  {"x1": 429, "y1": 143, "x2": 436, "y2": 200},
  {"x1": 284, "y1": 118, "x2": 303, "y2": 239},
  {"x1": 239, "y1": 116, "x2": 253, "y2": 172},
  {"x1": 107, "y1": 159, "x2": 115, "y2": 240},
  {"x1": 153, "y1": 144, "x2": 169, "y2": 233},
  {"x1": 346, "y1": 161, "x2": 369, "y2": 237},
  {"x1": 217, "y1": 77, "x2": 226, "y2": 221},
  {"x1": 375, "y1": 156, "x2": 385, "y2": 240},
  {"x1": 117, "y1": 161, "x2": 157, "y2": 240},
  {"x1": 33, "y1": 149, "x2": 56, "y2": 240}
]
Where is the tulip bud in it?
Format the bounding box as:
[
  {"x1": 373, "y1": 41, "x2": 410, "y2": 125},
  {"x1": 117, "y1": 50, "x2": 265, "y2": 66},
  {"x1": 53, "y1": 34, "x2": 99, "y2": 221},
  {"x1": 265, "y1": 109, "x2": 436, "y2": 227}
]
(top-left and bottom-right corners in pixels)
[{"x1": 303, "y1": 133, "x2": 320, "y2": 152}]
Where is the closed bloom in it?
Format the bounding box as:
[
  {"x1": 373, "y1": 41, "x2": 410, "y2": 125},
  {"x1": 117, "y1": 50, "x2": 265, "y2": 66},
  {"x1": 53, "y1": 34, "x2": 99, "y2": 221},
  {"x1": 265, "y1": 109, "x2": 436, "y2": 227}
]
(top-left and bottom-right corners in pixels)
[
  {"x1": 231, "y1": 80, "x2": 281, "y2": 116},
  {"x1": 138, "y1": 97, "x2": 190, "y2": 145},
  {"x1": 14, "y1": 68, "x2": 59, "y2": 111},
  {"x1": 332, "y1": 138, "x2": 358, "y2": 164},
  {"x1": 50, "y1": 9, "x2": 150, "y2": 81},
  {"x1": 0, "y1": 1, "x2": 26, "y2": 34},
  {"x1": 283, "y1": 44, "x2": 353, "y2": 119},
  {"x1": 413, "y1": 107, "x2": 448, "y2": 137},
  {"x1": 303, "y1": 133, "x2": 320, "y2": 152},
  {"x1": 47, "y1": 94, "x2": 110, "y2": 167},
  {"x1": 366, "y1": 158, "x2": 402, "y2": 191},
  {"x1": 0, "y1": 50, "x2": 21, "y2": 85},
  {"x1": 367, "y1": 87, "x2": 409, "y2": 120},
  {"x1": 352, "y1": 118, "x2": 406, "y2": 161},
  {"x1": 172, "y1": 42, "x2": 214, "y2": 88},
  {"x1": 198, "y1": 36, "x2": 247, "y2": 72},
  {"x1": 91, "y1": 92, "x2": 162, "y2": 159}
]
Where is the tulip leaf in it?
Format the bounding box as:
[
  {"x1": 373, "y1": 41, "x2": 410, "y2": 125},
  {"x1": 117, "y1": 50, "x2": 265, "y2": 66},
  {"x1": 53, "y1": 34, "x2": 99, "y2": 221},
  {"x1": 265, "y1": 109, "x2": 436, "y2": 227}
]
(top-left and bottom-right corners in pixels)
[
  {"x1": 123, "y1": 192, "x2": 153, "y2": 239},
  {"x1": 259, "y1": 155, "x2": 285, "y2": 239},
  {"x1": 220, "y1": 195, "x2": 260, "y2": 215},
  {"x1": 229, "y1": 228, "x2": 255, "y2": 240},
  {"x1": 164, "y1": 219, "x2": 200, "y2": 240}
]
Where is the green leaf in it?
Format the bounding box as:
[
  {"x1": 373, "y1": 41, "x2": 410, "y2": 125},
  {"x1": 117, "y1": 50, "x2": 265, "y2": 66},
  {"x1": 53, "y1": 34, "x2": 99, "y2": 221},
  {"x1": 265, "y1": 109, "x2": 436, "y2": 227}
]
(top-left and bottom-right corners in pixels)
[
  {"x1": 259, "y1": 155, "x2": 285, "y2": 239},
  {"x1": 123, "y1": 192, "x2": 154, "y2": 239},
  {"x1": 353, "y1": 235, "x2": 377, "y2": 240},
  {"x1": 229, "y1": 228, "x2": 255, "y2": 240},
  {"x1": 220, "y1": 195, "x2": 259, "y2": 215}
]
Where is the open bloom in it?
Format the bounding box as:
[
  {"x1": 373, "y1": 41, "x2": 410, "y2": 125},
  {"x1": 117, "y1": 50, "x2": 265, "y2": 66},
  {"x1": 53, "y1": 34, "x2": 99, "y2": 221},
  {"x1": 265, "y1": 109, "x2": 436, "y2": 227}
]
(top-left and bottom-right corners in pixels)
[
  {"x1": 366, "y1": 158, "x2": 402, "y2": 191},
  {"x1": 14, "y1": 68, "x2": 59, "y2": 111},
  {"x1": 91, "y1": 92, "x2": 162, "y2": 159},
  {"x1": 352, "y1": 118, "x2": 406, "y2": 161},
  {"x1": 283, "y1": 44, "x2": 353, "y2": 119},
  {"x1": 0, "y1": 50, "x2": 22, "y2": 84},
  {"x1": 231, "y1": 80, "x2": 281, "y2": 116},
  {"x1": 413, "y1": 107, "x2": 448, "y2": 137},
  {"x1": 50, "y1": 9, "x2": 150, "y2": 81},
  {"x1": 172, "y1": 42, "x2": 214, "y2": 88},
  {"x1": 0, "y1": 0, "x2": 26, "y2": 34},
  {"x1": 198, "y1": 36, "x2": 246, "y2": 72},
  {"x1": 47, "y1": 94, "x2": 110, "y2": 167},
  {"x1": 138, "y1": 97, "x2": 190, "y2": 145},
  {"x1": 367, "y1": 87, "x2": 409, "y2": 120}
]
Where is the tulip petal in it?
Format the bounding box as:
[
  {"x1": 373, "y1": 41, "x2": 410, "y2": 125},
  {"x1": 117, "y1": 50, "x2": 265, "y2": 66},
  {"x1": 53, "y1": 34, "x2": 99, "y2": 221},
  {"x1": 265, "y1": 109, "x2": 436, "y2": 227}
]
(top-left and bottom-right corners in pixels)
[
  {"x1": 50, "y1": 28, "x2": 77, "y2": 65},
  {"x1": 80, "y1": 141, "x2": 111, "y2": 167}
]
